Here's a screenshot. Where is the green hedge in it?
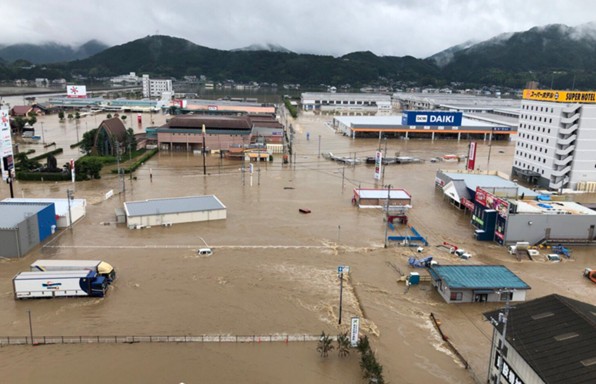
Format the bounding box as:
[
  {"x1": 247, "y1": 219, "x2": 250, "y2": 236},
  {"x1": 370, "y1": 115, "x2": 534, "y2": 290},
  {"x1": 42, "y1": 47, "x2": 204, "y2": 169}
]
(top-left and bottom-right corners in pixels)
[
  {"x1": 16, "y1": 171, "x2": 71, "y2": 182},
  {"x1": 30, "y1": 148, "x2": 63, "y2": 161},
  {"x1": 110, "y1": 148, "x2": 158, "y2": 174},
  {"x1": 283, "y1": 98, "x2": 298, "y2": 118}
]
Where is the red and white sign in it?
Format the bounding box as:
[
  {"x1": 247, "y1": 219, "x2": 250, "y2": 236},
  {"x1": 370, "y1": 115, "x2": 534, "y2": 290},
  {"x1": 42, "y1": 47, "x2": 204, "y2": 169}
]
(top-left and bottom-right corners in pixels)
[
  {"x1": 374, "y1": 151, "x2": 382, "y2": 180},
  {"x1": 70, "y1": 159, "x2": 75, "y2": 183},
  {"x1": 67, "y1": 85, "x2": 87, "y2": 98},
  {"x1": 466, "y1": 141, "x2": 477, "y2": 170}
]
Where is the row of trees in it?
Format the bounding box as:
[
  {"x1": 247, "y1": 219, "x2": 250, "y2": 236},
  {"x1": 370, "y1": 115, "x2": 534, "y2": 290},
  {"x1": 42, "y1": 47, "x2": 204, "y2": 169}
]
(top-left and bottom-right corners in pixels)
[{"x1": 317, "y1": 332, "x2": 385, "y2": 383}]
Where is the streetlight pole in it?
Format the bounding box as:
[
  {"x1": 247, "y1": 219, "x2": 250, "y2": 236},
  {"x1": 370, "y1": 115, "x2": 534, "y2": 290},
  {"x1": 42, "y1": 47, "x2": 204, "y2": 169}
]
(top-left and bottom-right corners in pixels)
[{"x1": 40, "y1": 122, "x2": 45, "y2": 145}]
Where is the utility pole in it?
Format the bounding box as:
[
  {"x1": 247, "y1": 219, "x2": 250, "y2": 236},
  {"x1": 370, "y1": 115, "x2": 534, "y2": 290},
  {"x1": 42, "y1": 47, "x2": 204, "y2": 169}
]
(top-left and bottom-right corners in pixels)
[
  {"x1": 318, "y1": 134, "x2": 321, "y2": 158},
  {"x1": 202, "y1": 124, "x2": 207, "y2": 175},
  {"x1": 491, "y1": 290, "x2": 512, "y2": 384},
  {"x1": 384, "y1": 184, "x2": 391, "y2": 248},
  {"x1": 342, "y1": 166, "x2": 345, "y2": 190},
  {"x1": 338, "y1": 267, "x2": 344, "y2": 325},
  {"x1": 27, "y1": 310, "x2": 34, "y2": 345},
  {"x1": 487, "y1": 128, "x2": 494, "y2": 171},
  {"x1": 66, "y1": 189, "x2": 73, "y2": 229}
]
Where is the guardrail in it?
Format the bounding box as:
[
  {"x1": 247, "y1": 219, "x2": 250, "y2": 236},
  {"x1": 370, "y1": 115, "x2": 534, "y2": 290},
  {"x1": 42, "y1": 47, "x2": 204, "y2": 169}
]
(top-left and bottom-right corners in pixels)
[{"x1": 0, "y1": 334, "x2": 324, "y2": 346}]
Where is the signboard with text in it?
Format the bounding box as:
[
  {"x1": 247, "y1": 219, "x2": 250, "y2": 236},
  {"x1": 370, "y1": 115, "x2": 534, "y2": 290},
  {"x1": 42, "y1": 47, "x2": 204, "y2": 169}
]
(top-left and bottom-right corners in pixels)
[
  {"x1": 402, "y1": 111, "x2": 463, "y2": 127},
  {"x1": 523, "y1": 89, "x2": 596, "y2": 103},
  {"x1": 466, "y1": 141, "x2": 477, "y2": 170},
  {"x1": 0, "y1": 108, "x2": 14, "y2": 181},
  {"x1": 475, "y1": 187, "x2": 509, "y2": 219},
  {"x1": 350, "y1": 317, "x2": 360, "y2": 347},
  {"x1": 374, "y1": 151, "x2": 382, "y2": 180},
  {"x1": 66, "y1": 85, "x2": 87, "y2": 98}
]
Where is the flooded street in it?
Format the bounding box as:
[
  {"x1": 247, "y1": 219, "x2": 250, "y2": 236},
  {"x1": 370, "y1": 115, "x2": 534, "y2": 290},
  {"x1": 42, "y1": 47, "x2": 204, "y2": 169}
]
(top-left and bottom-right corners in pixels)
[{"x1": 1, "y1": 107, "x2": 595, "y2": 383}]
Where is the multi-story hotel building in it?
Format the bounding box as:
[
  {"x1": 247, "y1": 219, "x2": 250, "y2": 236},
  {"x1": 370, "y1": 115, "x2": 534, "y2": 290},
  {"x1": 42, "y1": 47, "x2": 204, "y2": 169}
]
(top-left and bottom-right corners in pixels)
[
  {"x1": 142, "y1": 74, "x2": 173, "y2": 98},
  {"x1": 512, "y1": 89, "x2": 596, "y2": 191}
]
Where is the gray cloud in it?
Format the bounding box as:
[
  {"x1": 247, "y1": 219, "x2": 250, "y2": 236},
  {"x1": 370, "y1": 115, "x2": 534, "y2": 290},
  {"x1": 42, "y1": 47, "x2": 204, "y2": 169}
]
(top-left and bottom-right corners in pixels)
[{"x1": 2, "y1": 0, "x2": 594, "y2": 58}]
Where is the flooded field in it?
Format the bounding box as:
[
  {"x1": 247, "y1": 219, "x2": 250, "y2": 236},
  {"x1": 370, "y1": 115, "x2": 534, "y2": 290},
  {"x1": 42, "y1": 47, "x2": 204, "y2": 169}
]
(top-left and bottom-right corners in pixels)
[{"x1": 1, "y1": 108, "x2": 595, "y2": 383}]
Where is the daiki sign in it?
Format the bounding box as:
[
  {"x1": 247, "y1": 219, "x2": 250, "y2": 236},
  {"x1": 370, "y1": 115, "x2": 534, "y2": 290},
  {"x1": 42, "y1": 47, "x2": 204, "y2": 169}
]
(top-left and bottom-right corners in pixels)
[{"x1": 402, "y1": 111, "x2": 463, "y2": 127}]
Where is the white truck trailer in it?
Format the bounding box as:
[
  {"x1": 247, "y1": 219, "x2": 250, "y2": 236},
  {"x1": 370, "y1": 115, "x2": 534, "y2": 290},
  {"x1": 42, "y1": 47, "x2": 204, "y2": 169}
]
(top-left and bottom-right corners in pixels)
[
  {"x1": 30, "y1": 260, "x2": 116, "y2": 282},
  {"x1": 13, "y1": 270, "x2": 108, "y2": 299}
]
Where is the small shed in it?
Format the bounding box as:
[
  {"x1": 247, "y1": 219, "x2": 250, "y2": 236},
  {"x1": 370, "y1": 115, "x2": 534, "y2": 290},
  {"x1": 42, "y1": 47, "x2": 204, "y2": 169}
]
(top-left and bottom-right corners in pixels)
[
  {"x1": 428, "y1": 265, "x2": 530, "y2": 303},
  {"x1": 124, "y1": 195, "x2": 226, "y2": 228},
  {"x1": 0, "y1": 202, "x2": 57, "y2": 258},
  {"x1": 352, "y1": 188, "x2": 411, "y2": 208}
]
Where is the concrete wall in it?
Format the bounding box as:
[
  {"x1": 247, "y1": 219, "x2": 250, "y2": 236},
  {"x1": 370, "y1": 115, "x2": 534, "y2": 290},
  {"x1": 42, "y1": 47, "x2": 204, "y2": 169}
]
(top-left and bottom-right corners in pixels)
[
  {"x1": 127, "y1": 208, "x2": 227, "y2": 228},
  {"x1": 505, "y1": 213, "x2": 596, "y2": 244},
  {"x1": 0, "y1": 229, "x2": 20, "y2": 258},
  {"x1": 570, "y1": 105, "x2": 596, "y2": 187}
]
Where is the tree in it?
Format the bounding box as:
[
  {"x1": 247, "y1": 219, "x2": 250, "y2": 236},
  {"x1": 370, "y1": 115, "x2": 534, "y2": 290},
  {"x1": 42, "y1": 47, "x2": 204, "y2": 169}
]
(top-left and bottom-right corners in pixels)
[
  {"x1": 58, "y1": 110, "x2": 65, "y2": 121},
  {"x1": 316, "y1": 331, "x2": 334, "y2": 358},
  {"x1": 336, "y1": 331, "x2": 350, "y2": 358},
  {"x1": 76, "y1": 157, "x2": 103, "y2": 179},
  {"x1": 126, "y1": 128, "x2": 137, "y2": 153},
  {"x1": 107, "y1": 113, "x2": 112, "y2": 119},
  {"x1": 75, "y1": 111, "x2": 80, "y2": 120},
  {"x1": 67, "y1": 113, "x2": 74, "y2": 119},
  {"x1": 121, "y1": 114, "x2": 127, "y2": 122},
  {"x1": 14, "y1": 152, "x2": 41, "y2": 171},
  {"x1": 80, "y1": 128, "x2": 98, "y2": 154}
]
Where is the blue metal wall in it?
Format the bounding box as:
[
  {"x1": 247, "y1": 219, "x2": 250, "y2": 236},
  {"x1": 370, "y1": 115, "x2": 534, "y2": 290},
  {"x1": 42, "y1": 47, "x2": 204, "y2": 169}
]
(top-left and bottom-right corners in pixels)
[{"x1": 36, "y1": 203, "x2": 57, "y2": 242}]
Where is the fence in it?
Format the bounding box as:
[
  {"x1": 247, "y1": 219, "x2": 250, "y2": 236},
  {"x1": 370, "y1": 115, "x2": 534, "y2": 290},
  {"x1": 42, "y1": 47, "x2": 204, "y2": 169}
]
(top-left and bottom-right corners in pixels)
[{"x1": 0, "y1": 334, "x2": 324, "y2": 346}]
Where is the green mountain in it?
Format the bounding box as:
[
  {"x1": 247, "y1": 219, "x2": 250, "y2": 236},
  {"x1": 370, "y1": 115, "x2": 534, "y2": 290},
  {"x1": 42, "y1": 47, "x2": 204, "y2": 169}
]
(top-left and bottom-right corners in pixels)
[
  {"x1": 2, "y1": 23, "x2": 596, "y2": 89},
  {"x1": 0, "y1": 40, "x2": 109, "y2": 64},
  {"x1": 66, "y1": 35, "x2": 441, "y2": 87},
  {"x1": 438, "y1": 23, "x2": 596, "y2": 88}
]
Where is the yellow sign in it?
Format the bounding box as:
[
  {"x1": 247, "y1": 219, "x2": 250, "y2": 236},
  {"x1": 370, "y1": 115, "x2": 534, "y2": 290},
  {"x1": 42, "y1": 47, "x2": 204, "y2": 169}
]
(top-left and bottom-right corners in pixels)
[{"x1": 523, "y1": 89, "x2": 596, "y2": 103}]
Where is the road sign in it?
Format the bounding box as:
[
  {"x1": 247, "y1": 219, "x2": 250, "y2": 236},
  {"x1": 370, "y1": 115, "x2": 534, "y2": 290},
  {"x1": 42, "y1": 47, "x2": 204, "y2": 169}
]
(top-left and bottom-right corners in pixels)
[
  {"x1": 350, "y1": 317, "x2": 360, "y2": 347},
  {"x1": 337, "y1": 266, "x2": 350, "y2": 274}
]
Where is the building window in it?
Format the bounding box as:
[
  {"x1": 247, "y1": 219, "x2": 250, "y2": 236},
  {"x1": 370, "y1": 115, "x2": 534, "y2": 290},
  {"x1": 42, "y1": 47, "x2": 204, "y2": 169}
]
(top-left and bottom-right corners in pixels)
[
  {"x1": 450, "y1": 292, "x2": 463, "y2": 301},
  {"x1": 500, "y1": 292, "x2": 513, "y2": 301}
]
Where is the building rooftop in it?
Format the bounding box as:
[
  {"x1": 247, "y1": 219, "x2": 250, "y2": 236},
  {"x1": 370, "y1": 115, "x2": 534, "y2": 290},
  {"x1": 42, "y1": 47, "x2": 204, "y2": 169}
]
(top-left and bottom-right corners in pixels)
[
  {"x1": 124, "y1": 195, "x2": 226, "y2": 217},
  {"x1": 354, "y1": 188, "x2": 411, "y2": 200},
  {"x1": 2, "y1": 198, "x2": 86, "y2": 218},
  {"x1": 515, "y1": 200, "x2": 596, "y2": 215},
  {"x1": 428, "y1": 265, "x2": 530, "y2": 290},
  {"x1": 0, "y1": 202, "x2": 54, "y2": 228},
  {"x1": 441, "y1": 172, "x2": 538, "y2": 197},
  {"x1": 334, "y1": 115, "x2": 512, "y2": 129},
  {"x1": 484, "y1": 294, "x2": 596, "y2": 384}
]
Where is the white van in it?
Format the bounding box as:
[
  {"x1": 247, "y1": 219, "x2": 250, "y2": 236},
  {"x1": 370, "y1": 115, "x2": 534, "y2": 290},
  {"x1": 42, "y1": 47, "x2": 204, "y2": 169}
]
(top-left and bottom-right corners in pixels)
[{"x1": 197, "y1": 248, "x2": 213, "y2": 256}]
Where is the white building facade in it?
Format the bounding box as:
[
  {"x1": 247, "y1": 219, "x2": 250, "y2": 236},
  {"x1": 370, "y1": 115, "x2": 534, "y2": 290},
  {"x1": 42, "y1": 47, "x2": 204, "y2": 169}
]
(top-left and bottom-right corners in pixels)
[
  {"x1": 142, "y1": 74, "x2": 173, "y2": 98},
  {"x1": 512, "y1": 89, "x2": 596, "y2": 190}
]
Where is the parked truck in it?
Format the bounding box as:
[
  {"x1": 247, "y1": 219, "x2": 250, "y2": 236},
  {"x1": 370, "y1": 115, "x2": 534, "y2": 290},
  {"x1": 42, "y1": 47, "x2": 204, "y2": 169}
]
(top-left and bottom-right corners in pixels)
[
  {"x1": 13, "y1": 270, "x2": 108, "y2": 299},
  {"x1": 30, "y1": 260, "x2": 116, "y2": 282}
]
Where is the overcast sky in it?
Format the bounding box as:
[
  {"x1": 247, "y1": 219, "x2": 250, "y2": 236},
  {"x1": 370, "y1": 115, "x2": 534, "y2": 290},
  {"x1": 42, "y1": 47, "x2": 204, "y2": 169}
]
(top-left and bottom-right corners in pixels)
[{"x1": 3, "y1": 0, "x2": 595, "y2": 58}]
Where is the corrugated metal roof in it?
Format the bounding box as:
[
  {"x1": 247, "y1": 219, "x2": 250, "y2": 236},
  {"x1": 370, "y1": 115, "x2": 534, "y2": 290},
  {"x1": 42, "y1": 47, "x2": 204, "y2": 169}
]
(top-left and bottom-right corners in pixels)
[
  {"x1": 442, "y1": 172, "x2": 538, "y2": 197},
  {"x1": 354, "y1": 188, "x2": 411, "y2": 200},
  {"x1": 124, "y1": 195, "x2": 226, "y2": 217},
  {"x1": 429, "y1": 265, "x2": 530, "y2": 290},
  {"x1": 0, "y1": 202, "x2": 54, "y2": 229},
  {"x1": 484, "y1": 294, "x2": 596, "y2": 384}
]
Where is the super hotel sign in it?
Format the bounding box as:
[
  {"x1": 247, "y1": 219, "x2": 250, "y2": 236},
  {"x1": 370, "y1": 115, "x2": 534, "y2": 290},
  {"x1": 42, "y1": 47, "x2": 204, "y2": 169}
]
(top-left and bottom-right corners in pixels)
[{"x1": 523, "y1": 89, "x2": 596, "y2": 103}]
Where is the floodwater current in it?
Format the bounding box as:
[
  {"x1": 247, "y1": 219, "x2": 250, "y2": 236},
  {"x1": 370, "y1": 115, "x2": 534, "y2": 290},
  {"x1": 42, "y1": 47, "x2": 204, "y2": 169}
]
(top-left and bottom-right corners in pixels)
[{"x1": 1, "y1": 106, "x2": 595, "y2": 383}]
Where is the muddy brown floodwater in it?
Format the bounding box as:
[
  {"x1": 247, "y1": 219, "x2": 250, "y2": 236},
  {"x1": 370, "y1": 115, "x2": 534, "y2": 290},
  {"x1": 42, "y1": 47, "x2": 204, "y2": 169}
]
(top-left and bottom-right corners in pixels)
[{"x1": 1, "y1": 111, "x2": 595, "y2": 384}]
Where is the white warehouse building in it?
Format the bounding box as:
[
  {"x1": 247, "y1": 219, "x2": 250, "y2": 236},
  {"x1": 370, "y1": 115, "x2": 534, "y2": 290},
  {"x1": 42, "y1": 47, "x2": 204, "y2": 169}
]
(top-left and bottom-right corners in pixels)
[
  {"x1": 124, "y1": 195, "x2": 226, "y2": 229},
  {"x1": 512, "y1": 89, "x2": 596, "y2": 191},
  {"x1": 301, "y1": 92, "x2": 392, "y2": 112}
]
